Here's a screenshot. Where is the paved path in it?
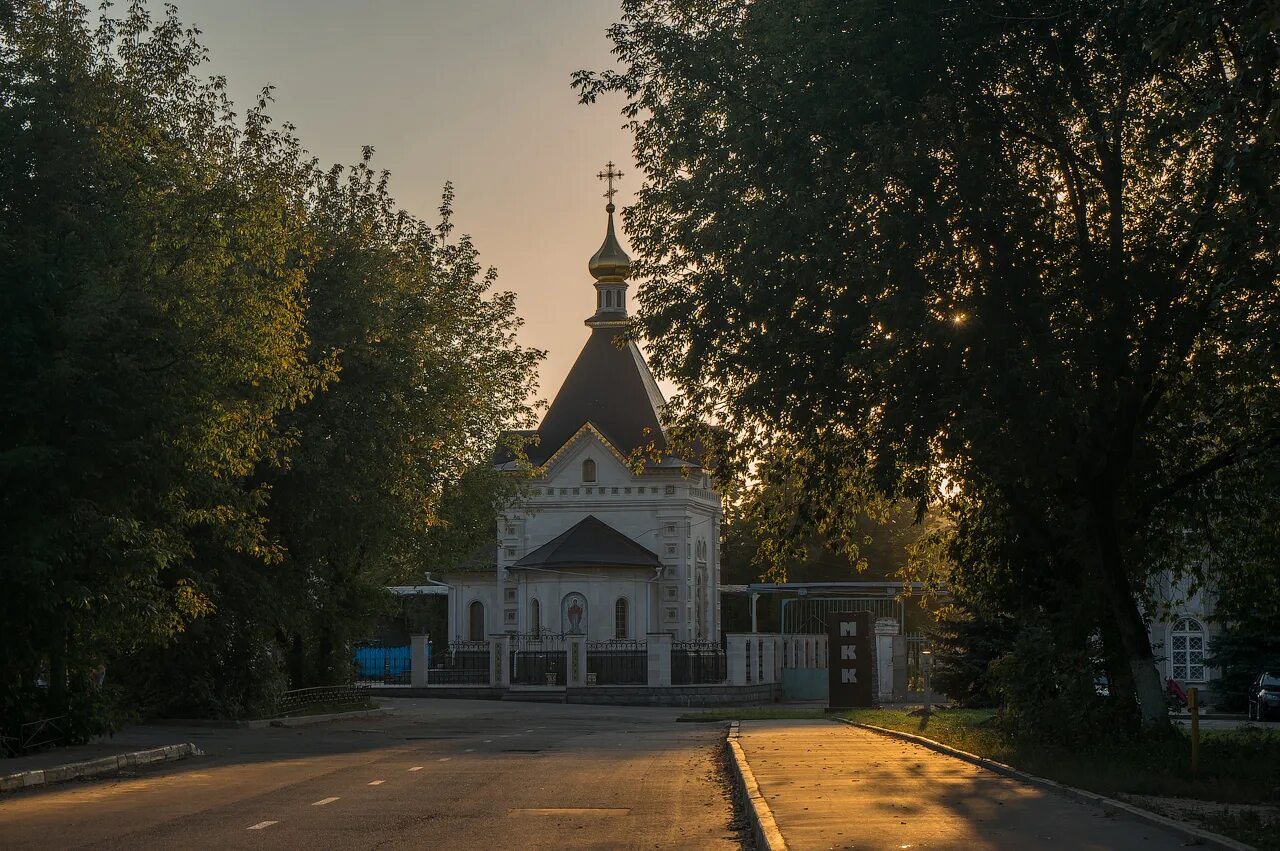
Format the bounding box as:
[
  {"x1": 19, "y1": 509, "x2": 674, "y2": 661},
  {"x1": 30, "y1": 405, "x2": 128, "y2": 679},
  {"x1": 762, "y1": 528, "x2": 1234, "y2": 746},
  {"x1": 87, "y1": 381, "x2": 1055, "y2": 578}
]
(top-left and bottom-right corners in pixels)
[
  {"x1": 0, "y1": 699, "x2": 740, "y2": 850},
  {"x1": 737, "y1": 719, "x2": 1188, "y2": 850}
]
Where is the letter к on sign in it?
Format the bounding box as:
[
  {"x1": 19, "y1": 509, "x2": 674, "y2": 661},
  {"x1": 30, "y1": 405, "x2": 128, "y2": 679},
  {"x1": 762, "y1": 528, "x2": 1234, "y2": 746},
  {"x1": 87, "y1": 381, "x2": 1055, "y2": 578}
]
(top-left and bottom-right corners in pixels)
[{"x1": 827, "y1": 611, "x2": 875, "y2": 710}]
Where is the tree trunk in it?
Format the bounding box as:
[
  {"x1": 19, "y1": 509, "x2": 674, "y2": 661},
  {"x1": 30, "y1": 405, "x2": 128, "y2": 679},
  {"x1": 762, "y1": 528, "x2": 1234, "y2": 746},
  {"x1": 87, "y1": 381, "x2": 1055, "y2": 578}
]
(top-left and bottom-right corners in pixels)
[
  {"x1": 1097, "y1": 614, "x2": 1140, "y2": 733},
  {"x1": 1092, "y1": 501, "x2": 1168, "y2": 727}
]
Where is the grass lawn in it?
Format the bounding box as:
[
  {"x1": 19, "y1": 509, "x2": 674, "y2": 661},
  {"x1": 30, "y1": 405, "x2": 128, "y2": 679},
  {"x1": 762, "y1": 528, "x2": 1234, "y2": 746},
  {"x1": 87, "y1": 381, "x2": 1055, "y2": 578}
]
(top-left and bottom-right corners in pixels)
[
  {"x1": 839, "y1": 708, "x2": 1280, "y2": 806},
  {"x1": 841, "y1": 708, "x2": 1280, "y2": 850}
]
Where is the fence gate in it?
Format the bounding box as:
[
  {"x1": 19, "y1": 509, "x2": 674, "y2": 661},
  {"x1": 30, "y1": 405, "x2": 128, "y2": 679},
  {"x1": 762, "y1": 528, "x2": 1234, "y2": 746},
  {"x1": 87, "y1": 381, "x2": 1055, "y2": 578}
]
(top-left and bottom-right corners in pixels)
[
  {"x1": 510, "y1": 633, "x2": 567, "y2": 686},
  {"x1": 779, "y1": 596, "x2": 906, "y2": 701}
]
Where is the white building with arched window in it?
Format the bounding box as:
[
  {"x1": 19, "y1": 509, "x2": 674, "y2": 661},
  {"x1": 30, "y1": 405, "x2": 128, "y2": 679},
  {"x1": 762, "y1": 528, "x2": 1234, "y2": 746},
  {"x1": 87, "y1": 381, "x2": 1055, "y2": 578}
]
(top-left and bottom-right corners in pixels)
[
  {"x1": 1146, "y1": 574, "x2": 1219, "y2": 690},
  {"x1": 441, "y1": 189, "x2": 723, "y2": 644}
]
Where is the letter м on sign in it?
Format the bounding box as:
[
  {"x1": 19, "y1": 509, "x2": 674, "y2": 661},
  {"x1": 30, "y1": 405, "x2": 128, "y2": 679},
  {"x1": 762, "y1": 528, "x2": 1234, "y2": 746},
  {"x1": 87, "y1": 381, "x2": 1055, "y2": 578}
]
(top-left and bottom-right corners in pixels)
[{"x1": 840, "y1": 622, "x2": 857, "y2": 637}]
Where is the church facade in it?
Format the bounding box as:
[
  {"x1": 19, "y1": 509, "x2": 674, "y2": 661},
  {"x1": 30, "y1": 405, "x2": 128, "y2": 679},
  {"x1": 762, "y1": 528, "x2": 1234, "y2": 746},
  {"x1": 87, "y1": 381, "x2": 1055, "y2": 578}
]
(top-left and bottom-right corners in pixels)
[{"x1": 444, "y1": 171, "x2": 723, "y2": 644}]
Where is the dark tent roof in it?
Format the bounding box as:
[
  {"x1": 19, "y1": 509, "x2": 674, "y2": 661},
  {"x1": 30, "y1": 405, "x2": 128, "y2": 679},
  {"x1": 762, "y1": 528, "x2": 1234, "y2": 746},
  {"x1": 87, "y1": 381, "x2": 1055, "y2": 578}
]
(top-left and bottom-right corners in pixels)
[
  {"x1": 511, "y1": 515, "x2": 660, "y2": 570},
  {"x1": 496, "y1": 326, "x2": 667, "y2": 466}
]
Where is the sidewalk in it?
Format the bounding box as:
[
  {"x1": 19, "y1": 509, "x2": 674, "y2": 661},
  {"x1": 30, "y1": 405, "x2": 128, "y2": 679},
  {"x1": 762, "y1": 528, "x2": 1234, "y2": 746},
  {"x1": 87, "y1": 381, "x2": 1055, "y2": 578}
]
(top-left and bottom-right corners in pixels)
[{"x1": 735, "y1": 719, "x2": 1190, "y2": 850}]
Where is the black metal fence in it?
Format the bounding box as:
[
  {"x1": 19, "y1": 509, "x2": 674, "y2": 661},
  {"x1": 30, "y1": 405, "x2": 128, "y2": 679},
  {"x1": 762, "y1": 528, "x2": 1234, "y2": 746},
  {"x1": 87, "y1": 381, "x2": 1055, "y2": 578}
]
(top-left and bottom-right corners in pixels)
[
  {"x1": 673, "y1": 641, "x2": 727, "y2": 685},
  {"x1": 587, "y1": 640, "x2": 647, "y2": 685},
  {"x1": 274, "y1": 684, "x2": 371, "y2": 717},
  {"x1": 353, "y1": 641, "x2": 411, "y2": 685},
  {"x1": 510, "y1": 633, "x2": 566, "y2": 686},
  {"x1": 427, "y1": 640, "x2": 491, "y2": 685}
]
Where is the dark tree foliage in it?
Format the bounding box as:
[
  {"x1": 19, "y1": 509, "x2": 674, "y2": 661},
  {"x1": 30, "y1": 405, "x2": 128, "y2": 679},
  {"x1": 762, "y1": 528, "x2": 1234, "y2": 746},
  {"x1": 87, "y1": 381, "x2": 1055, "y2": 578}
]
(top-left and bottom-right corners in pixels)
[
  {"x1": 577, "y1": 0, "x2": 1280, "y2": 727},
  {"x1": 2, "y1": 2, "x2": 540, "y2": 728}
]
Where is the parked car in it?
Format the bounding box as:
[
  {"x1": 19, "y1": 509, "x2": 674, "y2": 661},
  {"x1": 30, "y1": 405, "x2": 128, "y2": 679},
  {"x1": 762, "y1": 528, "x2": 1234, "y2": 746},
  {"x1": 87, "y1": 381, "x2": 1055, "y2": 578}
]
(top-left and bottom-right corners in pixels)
[{"x1": 1247, "y1": 672, "x2": 1280, "y2": 721}]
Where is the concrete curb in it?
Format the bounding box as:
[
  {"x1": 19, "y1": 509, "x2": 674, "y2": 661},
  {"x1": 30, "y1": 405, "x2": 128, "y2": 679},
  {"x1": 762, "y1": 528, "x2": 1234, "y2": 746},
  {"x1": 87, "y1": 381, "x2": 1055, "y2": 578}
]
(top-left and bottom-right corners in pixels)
[
  {"x1": 837, "y1": 719, "x2": 1255, "y2": 851},
  {"x1": 725, "y1": 720, "x2": 788, "y2": 851},
  {"x1": 150, "y1": 707, "x2": 390, "y2": 730},
  {"x1": 1, "y1": 743, "x2": 203, "y2": 794}
]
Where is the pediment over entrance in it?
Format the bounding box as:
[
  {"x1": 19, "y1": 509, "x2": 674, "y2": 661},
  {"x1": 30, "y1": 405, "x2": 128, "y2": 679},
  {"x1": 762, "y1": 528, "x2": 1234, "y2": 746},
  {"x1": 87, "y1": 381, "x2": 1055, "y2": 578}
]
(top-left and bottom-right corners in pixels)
[{"x1": 511, "y1": 515, "x2": 660, "y2": 571}]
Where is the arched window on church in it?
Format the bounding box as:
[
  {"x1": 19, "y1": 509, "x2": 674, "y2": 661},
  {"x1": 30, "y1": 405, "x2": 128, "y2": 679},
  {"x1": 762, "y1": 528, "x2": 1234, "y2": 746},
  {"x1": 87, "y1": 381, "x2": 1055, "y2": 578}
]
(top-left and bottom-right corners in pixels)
[
  {"x1": 468, "y1": 600, "x2": 485, "y2": 642},
  {"x1": 582, "y1": 458, "x2": 596, "y2": 483},
  {"x1": 1169, "y1": 617, "x2": 1206, "y2": 682},
  {"x1": 530, "y1": 599, "x2": 541, "y2": 636},
  {"x1": 615, "y1": 598, "x2": 628, "y2": 640}
]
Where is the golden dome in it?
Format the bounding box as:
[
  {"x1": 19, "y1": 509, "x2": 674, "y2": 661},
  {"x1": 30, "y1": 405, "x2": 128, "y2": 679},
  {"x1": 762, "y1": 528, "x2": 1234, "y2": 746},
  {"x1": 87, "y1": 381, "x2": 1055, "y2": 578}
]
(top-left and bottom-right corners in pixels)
[{"x1": 588, "y1": 203, "x2": 632, "y2": 282}]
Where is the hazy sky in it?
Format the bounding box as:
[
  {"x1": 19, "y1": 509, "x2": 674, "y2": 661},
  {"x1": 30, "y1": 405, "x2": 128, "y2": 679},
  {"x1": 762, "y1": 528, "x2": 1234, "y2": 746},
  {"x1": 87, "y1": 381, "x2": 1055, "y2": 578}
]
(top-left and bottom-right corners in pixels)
[{"x1": 168, "y1": 0, "x2": 653, "y2": 408}]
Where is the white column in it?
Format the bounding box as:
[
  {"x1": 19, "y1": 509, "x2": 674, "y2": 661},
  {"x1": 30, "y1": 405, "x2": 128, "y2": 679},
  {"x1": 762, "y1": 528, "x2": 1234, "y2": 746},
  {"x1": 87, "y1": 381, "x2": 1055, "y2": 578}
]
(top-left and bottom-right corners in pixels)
[
  {"x1": 726, "y1": 634, "x2": 749, "y2": 685},
  {"x1": 875, "y1": 617, "x2": 899, "y2": 703},
  {"x1": 761, "y1": 635, "x2": 777, "y2": 684},
  {"x1": 647, "y1": 633, "x2": 672, "y2": 687},
  {"x1": 410, "y1": 634, "x2": 430, "y2": 688}
]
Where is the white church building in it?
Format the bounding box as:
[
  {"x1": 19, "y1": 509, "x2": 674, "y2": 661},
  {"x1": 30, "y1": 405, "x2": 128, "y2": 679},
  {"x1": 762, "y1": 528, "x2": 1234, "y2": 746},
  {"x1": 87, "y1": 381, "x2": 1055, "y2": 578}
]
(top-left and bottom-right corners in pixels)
[{"x1": 443, "y1": 173, "x2": 723, "y2": 645}]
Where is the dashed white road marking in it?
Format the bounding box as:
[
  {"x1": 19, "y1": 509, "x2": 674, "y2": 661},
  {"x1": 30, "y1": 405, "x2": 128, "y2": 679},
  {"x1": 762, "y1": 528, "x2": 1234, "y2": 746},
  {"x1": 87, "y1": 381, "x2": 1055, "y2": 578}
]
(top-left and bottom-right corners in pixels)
[
  {"x1": 464, "y1": 748, "x2": 475, "y2": 753},
  {"x1": 408, "y1": 766, "x2": 424, "y2": 771},
  {"x1": 312, "y1": 797, "x2": 340, "y2": 806},
  {"x1": 484, "y1": 739, "x2": 493, "y2": 743},
  {"x1": 247, "y1": 821, "x2": 278, "y2": 830},
  {"x1": 368, "y1": 780, "x2": 385, "y2": 786},
  {"x1": 437, "y1": 757, "x2": 451, "y2": 762}
]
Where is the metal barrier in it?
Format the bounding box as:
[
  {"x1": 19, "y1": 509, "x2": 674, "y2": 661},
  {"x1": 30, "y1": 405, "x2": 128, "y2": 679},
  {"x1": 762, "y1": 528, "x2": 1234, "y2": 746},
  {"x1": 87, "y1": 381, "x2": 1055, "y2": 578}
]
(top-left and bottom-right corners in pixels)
[
  {"x1": 510, "y1": 633, "x2": 566, "y2": 686},
  {"x1": 354, "y1": 642, "x2": 411, "y2": 685},
  {"x1": 0, "y1": 715, "x2": 67, "y2": 757},
  {"x1": 587, "y1": 640, "x2": 647, "y2": 685},
  {"x1": 275, "y1": 684, "x2": 370, "y2": 717},
  {"x1": 906, "y1": 633, "x2": 927, "y2": 692},
  {"x1": 781, "y1": 596, "x2": 904, "y2": 636},
  {"x1": 672, "y1": 641, "x2": 726, "y2": 684},
  {"x1": 427, "y1": 640, "x2": 490, "y2": 685}
]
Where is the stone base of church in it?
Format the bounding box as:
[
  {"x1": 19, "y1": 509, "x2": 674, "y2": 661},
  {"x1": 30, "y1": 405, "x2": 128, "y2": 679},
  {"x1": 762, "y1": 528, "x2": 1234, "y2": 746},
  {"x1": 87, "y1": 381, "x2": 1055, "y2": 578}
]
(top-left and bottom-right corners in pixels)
[
  {"x1": 566, "y1": 683, "x2": 779, "y2": 707},
  {"x1": 365, "y1": 683, "x2": 780, "y2": 707}
]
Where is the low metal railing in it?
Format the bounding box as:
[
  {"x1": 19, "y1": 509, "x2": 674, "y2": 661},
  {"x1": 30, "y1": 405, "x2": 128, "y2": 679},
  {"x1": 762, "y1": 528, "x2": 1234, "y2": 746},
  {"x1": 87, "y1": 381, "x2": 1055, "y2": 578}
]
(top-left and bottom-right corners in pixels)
[
  {"x1": 673, "y1": 641, "x2": 726, "y2": 684},
  {"x1": 274, "y1": 685, "x2": 370, "y2": 717},
  {"x1": 587, "y1": 640, "x2": 647, "y2": 685}
]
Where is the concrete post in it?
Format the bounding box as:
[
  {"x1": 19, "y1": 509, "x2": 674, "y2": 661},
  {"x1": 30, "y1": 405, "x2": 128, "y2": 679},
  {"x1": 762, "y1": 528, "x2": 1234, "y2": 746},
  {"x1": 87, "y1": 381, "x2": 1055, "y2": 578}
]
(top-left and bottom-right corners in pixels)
[
  {"x1": 892, "y1": 636, "x2": 907, "y2": 698},
  {"x1": 568, "y1": 635, "x2": 587, "y2": 688},
  {"x1": 726, "y1": 634, "x2": 748, "y2": 685},
  {"x1": 647, "y1": 633, "x2": 672, "y2": 687},
  {"x1": 488, "y1": 633, "x2": 510, "y2": 688},
  {"x1": 761, "y1": 635, "x2": 777, "y2": 684},
  {"x1": 410, "y1": 634, "x2": 430, "y2": 688},
  {"x1": 875, "y1": 618, "x2": 899, "y2": 703}
]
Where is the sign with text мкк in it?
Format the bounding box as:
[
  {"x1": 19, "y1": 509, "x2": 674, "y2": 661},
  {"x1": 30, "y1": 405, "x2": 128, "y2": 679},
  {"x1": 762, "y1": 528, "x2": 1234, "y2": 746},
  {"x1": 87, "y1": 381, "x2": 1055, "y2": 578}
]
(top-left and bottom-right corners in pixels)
[{"x1": 827, "y1": 611, "x2": 874, "y2": 709}]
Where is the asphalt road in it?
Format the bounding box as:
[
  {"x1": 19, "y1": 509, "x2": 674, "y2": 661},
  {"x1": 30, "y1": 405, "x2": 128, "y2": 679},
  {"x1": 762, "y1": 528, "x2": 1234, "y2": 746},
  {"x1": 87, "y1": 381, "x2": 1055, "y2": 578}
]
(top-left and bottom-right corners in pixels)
[{"x1": 0, "y1": 699, "x2": 743, "y2": 851}]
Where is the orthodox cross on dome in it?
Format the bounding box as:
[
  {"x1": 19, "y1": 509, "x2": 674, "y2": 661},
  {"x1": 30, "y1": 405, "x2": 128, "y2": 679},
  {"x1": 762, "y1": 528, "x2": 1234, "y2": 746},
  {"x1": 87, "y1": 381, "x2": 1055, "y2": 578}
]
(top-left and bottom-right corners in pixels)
[{"x1": 597, "y1": 161, "x2": 623, "y2": 205}]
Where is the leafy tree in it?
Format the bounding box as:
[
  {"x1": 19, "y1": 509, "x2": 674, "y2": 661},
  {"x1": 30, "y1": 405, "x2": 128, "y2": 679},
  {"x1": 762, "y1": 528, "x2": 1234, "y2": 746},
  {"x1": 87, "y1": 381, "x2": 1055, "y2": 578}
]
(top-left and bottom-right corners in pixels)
[
  {"x1": 2, "y1": 1, "x2": 542, "y2": 725},
  {"x1": 265, "y1": 162, "x2": 541, "y2": 686},
  {"x1": 1, "y1": 1, "x2": 321, "y2": 731},
  {"x1": 577, "y1": 0, "x2": 1280, "y2": 726}
]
